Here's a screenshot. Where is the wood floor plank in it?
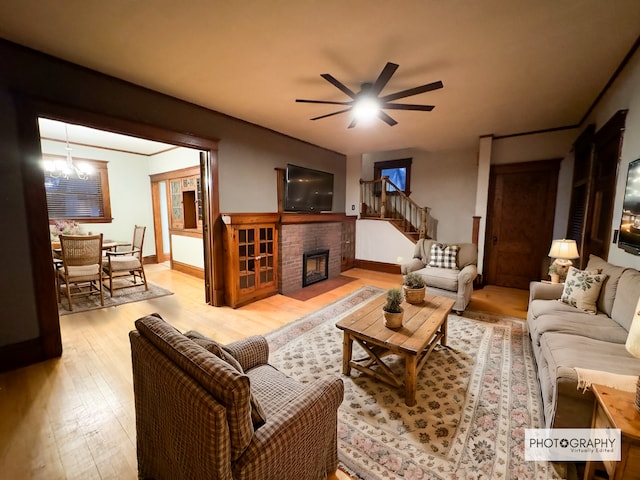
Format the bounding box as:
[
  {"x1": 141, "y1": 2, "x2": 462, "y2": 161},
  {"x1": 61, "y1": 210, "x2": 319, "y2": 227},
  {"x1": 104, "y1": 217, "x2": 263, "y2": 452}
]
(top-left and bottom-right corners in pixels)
[{"x1": 0, "y1": 263, "x2": 527, "y2": 479}]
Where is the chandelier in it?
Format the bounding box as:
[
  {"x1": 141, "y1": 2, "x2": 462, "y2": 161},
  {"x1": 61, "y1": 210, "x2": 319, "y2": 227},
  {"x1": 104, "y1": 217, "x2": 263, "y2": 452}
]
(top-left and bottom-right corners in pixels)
[{"x1": 41, "y1": 123, "x2": 93, "y2": 180}]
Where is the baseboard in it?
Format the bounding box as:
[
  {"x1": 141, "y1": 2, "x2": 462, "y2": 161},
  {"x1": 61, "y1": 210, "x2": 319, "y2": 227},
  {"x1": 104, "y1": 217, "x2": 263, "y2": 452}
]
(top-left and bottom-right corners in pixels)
[
  {"x1": 354, "y1": 259, "x2": 401, "y2": 274},
  {"x1": 171, "y1": 260, "x2": 205, "y2": 279},
  {"x1": 0, "y1": 337, "x2": 53, "y2": 372}
]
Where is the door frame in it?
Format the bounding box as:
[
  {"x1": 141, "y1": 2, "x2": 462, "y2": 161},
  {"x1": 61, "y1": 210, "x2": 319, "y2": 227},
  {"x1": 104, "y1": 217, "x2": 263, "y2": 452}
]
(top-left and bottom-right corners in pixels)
[{"x1": 14, "y1": 96, "x2": 223, "y2": 367}]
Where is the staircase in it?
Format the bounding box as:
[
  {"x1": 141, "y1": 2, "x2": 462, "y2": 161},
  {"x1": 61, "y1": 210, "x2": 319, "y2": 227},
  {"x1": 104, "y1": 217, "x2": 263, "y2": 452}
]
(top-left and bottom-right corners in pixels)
[{"x1": 360, "y1": 177, "x2": 433, "y2": 243}]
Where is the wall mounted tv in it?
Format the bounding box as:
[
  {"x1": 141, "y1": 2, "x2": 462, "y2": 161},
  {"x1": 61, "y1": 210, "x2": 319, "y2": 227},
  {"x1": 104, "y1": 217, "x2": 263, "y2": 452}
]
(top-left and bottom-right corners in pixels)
[
  {"x1": 284, "y1": 164, "x2": 334, "y2": 213},
  {"x1": 618, "y1": 158, "x2": 640, "y2": 255}
]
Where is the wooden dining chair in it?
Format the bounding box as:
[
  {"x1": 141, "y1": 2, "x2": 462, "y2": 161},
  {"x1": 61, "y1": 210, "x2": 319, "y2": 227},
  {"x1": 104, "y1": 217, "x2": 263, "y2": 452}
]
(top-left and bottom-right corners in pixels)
[
  {"x1": 57, "y1": 234, "x2": 104, "y2": 311},
  {"x1": 103, "y1": 225, "x2": 148, "y2": 296}
]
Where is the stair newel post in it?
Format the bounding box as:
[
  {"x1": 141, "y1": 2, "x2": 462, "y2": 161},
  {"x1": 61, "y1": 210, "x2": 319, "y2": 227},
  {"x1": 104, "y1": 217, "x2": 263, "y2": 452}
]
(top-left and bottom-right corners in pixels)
[
  {"x1": 380, "y1": 176, "x2": 388, "y2": 218},
  {"x1": 419, "y1": 207, "x2": 429, "y2": 239}
]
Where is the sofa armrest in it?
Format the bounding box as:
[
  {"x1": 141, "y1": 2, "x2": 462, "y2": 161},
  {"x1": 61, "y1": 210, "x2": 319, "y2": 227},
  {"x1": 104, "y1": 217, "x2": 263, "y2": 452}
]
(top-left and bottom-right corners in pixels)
[
  {"x1": 528, "y1": 281, "x2": 564, "y2": 304},
  {"x1": 458, "y1": 264, "x2": 477, "y2": 288},
  {"x1": 401, "y1": 258, "x2": 425, "y2": 275},
  {"x1": 235, "y1": 377, "x2": 344, "y2": 473},
  {"x1": 225, "y1": 335, "x2": 269, "y2": 371}
]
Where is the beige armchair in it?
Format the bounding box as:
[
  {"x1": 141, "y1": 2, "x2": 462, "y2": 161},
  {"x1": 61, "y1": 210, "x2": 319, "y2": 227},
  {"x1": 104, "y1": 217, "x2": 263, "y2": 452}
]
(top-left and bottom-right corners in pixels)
[
  {"x1": 401, "y1": 238, "x2": 478, "y2": 313},
  {"x1": 103, "y1": 225, "x2": 147, "y2": 295},
  {"x1": 129, "y1": 313, "x2": 344, "y2": 480},
  {"x1": 57, "y1": 233, "x2": 104, "y2": 311}
]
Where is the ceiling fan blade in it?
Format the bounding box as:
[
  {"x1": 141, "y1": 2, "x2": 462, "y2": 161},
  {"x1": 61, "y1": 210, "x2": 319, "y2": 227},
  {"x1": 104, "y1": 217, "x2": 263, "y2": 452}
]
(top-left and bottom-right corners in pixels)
[
  {"x1": 378, "y1": 110, "x2": 398, "y2": 126},
  {"x1": 321, "y1": 73, "x2": 357, "y2": 98},
  {"x1": 382, "y1": 103, "x2": 435, "y2": 111},
  {"x1": 381, "y1": 80, "x2": 444, "y2": 102},
  {"x1": 348, "y1": 118, "x2": 358, "y2": 129},
  {"x1": 296, "y1": 99, "x2": 353, "y2": 105},
  {"x1": 310, "y1": 108, "x2": 352, "y2": 121},
  {"x1": 370, "y1": 62, "x2": 399, "y2": 96}
]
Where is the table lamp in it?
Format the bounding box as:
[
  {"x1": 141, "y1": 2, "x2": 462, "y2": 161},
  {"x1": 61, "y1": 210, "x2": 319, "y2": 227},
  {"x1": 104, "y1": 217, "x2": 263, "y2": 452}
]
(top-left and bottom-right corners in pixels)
[
  {"x1": 625, "y1": 296, "x2": 640, "y2": 412},
  {"x1": 548, "y1": 239, "x2": 579, "y2": 283}
]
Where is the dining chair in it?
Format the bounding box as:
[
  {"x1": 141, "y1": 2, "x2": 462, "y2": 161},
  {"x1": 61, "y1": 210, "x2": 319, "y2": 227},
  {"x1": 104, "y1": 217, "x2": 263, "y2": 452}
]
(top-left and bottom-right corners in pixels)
[
  {"x1": 57, "y1": 234, "x2": 104, "y2": 311},
  {"x1": 103, "y1": 225, "x2": 148, "y2": 296}
]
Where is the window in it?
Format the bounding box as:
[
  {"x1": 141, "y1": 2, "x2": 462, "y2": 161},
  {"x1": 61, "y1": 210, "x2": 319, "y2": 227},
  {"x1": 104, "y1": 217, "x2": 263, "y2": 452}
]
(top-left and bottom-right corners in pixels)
[
  {"x1": 43, "y1": 156, "x2": 112, "y2": 223},
  {"x1": 374, "y1": 158, "x2": 412, "y2": 195}
]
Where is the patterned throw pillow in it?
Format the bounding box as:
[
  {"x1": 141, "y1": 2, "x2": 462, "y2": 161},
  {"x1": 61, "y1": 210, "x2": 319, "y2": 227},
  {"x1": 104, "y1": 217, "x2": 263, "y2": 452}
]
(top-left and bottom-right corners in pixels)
[
  {"x1": 559, "y1": 266, "x2": 608, "y2": 314},
  {"x1": 185, "y1": 330, "x2": 267, "y2": 428},
  {"x1": 428, "y1": 243, "x2": 460, "y2": 269}
]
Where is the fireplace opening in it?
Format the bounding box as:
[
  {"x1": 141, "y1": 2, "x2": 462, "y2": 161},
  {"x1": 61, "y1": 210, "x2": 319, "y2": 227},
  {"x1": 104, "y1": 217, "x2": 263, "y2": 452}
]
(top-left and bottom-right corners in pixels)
[{"x1": 303, "y1": 249, "x2": 329, "y2": 287}]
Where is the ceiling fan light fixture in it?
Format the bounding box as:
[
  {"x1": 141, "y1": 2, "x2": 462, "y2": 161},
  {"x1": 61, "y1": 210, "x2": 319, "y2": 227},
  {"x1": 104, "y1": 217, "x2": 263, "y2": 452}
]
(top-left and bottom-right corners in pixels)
[{"x1": 352, "y1": 96, "x2": 380, "y2": 124}]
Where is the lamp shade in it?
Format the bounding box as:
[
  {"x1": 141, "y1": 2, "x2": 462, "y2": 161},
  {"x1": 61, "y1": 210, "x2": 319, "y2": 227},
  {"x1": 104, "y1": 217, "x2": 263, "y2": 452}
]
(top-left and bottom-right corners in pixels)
[
  {"x1": 548, "y1": 239, "x2": 579, "y2": 259},
  {"x1": 626, "y1": 296, "x2": 640, "y2": 359}
]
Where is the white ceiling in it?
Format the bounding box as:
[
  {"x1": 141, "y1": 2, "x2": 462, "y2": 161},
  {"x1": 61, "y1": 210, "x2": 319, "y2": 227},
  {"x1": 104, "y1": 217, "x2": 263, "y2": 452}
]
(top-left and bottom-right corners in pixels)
[{"x1": 1, "y1": 1, "x2": 639, "y2": 155}]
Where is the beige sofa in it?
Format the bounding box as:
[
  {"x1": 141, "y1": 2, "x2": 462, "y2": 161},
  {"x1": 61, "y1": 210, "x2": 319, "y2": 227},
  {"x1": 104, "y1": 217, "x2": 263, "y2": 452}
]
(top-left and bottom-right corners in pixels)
[
  {"x1": 401, "y1": 239, "x2": 478, "y2": 313},
  {"x1": 527, "y1": 255, "x2": 640, "y2": 428},
  {"x1": 129, "y1": 313, "x2": 344, "y2": 480}
]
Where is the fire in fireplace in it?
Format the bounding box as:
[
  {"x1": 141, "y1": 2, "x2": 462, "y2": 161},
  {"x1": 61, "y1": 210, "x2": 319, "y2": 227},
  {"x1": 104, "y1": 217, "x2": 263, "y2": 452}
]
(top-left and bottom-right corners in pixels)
[{"x1": 302, "y1": 249, "x2": 329, "y2": 287}]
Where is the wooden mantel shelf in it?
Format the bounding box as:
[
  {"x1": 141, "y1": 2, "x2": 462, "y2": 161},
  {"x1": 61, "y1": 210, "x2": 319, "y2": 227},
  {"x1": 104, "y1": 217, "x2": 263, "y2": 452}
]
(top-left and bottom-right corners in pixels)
[
  {"x1": 279, "y1": 212, "x2": 352, "y2": 224},
  {"x1": 221, "y1": 212, "x2": 354, "y2": 225}
]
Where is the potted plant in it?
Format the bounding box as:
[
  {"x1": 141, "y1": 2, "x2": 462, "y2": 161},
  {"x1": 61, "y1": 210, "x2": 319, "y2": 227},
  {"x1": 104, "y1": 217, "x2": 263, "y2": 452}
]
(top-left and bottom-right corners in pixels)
[
  {"x1": 382, "y1": 288, "x2": 404, "y2": 329},
  {"x1": 548, "y1": 263, "x2": 560, "y2": 284},
  {"x1": 403, "y1": 272, "x2": 426, "y2": 304}
]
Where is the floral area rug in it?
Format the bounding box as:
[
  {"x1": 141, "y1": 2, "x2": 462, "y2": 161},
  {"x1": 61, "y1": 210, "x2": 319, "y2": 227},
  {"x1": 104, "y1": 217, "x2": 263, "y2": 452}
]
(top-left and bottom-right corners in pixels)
[
  {"x1": 58, "y1": 281, "x2": 173, "y2": 315},
  {"x1": 266, "y1": 287, "x2": 564, "y2": 480}
]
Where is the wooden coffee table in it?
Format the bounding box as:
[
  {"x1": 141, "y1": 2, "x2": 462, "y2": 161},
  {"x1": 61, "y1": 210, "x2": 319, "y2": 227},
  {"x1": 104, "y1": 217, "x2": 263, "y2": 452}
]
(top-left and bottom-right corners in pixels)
[{"x1": 336, "y1": 293, "x2": 455, "y2": 406}]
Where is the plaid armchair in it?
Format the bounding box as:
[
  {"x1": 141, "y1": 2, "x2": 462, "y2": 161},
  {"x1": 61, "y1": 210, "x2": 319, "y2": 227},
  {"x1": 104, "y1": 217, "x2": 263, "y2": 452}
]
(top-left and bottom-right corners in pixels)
[{"x1": 129, "y1": 314, "x2": 344, "y2": 480}]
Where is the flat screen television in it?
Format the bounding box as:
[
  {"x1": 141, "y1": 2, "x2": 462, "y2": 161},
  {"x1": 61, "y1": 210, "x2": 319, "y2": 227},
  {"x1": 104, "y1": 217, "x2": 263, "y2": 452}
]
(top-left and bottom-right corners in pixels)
[
  {"x1": 618, "y1": 158, "x2": 640, "y2": 255},
  {"x1": 284, "y1": 164, "x2": 334, "y2": 213}
]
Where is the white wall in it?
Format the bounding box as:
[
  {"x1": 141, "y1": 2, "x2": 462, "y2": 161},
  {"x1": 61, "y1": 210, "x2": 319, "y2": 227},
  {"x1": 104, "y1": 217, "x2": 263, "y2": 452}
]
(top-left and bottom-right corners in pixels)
[
  {"x1": 148, "y1": 146, "x2": 200, "y2": 174},
  {"x1": 355, "y1": 219, "x2": 416, "y2": 265},
  {"x1": 362, "y1": 147, "x2": 478, "y2": 243}
]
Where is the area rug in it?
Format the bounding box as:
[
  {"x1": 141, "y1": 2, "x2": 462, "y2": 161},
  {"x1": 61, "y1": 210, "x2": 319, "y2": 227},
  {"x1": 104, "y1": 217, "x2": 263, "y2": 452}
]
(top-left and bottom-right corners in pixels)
[
  {"x1": 266, "y1": 287, "x2": 563, "y2": 480},
  {"x1": 58, "y1": 282, "x2": 173, "y2": 315}
]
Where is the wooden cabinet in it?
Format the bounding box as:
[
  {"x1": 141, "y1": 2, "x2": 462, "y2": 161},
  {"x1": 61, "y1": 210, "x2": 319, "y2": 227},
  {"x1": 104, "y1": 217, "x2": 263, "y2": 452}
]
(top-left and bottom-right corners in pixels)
[
  {"x1": 169, "y1": 173, "x2": 202, "y2": 231},
  {"x1": 222, "y1": 213, "x2": 279, "y2": 308}
]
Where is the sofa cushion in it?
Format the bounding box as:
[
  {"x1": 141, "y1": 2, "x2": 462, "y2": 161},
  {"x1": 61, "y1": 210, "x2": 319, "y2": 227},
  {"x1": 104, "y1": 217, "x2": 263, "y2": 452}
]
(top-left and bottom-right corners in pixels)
[
  {"x1": 527, "y1": 306, "x2": 628, "y2": 346},
  {"x1": 428, "y1": 243, "x2": 459, "y2": 269},
  {"x1": 586, "y1": 255, "x2": 627, "y2": 316},
  {"x1": 559, "y1": 267, "x2": 607, "y2": 314},
  {"x1": 185, "y1": 330, "x2": 267, "y2": 429},
  {"x1": 134, "y1": 314, "x2": 254, "y2": 460},
  {"x1": 611, "y1": 268, "x2": 640, "y2": 331},
  {"x1": 415, "y1": 266, "x2": 458, "y2": 291},
  {"x1": 457, "y1": 243, "x2": 478, "y2": 269}
]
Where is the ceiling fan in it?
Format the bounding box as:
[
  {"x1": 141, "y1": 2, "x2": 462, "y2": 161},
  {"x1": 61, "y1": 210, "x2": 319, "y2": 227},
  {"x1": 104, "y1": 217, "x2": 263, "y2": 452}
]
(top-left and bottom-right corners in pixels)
[{"x1": 296, "y1": 62, "x2": 443, "y2": 128}]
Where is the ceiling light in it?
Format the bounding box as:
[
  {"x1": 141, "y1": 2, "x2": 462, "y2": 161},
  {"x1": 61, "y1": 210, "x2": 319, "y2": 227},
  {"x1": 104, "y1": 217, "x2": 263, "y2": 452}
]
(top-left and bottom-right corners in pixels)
[
  {"x1": 352, "y1": 96, "x2": 380, "y2": 124},
  {"x1": 41, "y1": 123, "x2": 93, "y2": 180}
]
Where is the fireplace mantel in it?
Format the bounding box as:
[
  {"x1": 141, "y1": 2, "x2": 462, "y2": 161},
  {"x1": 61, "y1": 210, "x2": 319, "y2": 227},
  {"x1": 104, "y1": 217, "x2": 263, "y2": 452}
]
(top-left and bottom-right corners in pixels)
[{"x1": 279, "y1": 212, "x2": 351, "y2": 224}]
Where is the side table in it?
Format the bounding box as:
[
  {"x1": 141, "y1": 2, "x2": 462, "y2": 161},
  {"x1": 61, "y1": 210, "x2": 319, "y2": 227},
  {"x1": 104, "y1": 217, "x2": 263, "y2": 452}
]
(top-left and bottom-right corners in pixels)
[{"x1": 583, "y1": 384, "x2": 640, "y2": 480}]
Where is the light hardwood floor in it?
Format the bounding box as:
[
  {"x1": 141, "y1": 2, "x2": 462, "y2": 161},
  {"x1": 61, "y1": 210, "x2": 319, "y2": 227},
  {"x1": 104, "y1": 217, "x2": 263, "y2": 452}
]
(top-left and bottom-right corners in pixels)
[{"x1": 0, "y1": 264, "x2": 528, "y2": 480}]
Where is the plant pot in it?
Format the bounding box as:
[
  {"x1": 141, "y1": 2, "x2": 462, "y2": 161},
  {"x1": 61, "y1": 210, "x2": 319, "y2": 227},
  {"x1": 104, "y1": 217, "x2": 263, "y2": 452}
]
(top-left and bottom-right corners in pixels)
[
  {"x1": 403, "y1": 285, "x2": 426, "y2": 305},
  {"x1": 550, "y1": 274, "x2": 560, "y2": 284},
  {"x1": 383, "y1": 308, "x2": 404, "y2": 329}
]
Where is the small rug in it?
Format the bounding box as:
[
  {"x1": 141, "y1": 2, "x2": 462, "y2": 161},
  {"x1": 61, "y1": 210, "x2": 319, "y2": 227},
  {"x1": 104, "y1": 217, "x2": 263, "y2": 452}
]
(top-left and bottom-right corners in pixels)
[
  {"x1": 58, "y1": 282, "x2": 173, "y2": 315},
  {"x1": 284, "y1": 275, "x2": 356, "y2": 301},
  {"x1": 266, "y1": 287, "x2": 563, "y2": 480}
]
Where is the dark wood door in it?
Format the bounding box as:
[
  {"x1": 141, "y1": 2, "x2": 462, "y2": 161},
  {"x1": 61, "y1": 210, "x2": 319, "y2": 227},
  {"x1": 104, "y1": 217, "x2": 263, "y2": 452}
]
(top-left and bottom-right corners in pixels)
[{"x1": 484, "y1": 160, "x2": 560, "y2": 289}]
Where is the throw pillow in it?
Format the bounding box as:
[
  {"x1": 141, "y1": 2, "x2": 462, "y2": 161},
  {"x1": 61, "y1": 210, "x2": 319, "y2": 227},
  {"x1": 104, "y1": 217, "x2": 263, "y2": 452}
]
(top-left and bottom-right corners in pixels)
[
  {"x1": 428, "y1": 243, "x2": 460, "y2": 269},
  {"x1": 559, "y1": 266, "x2": 608, "y2": 314},
  {"x1": 185, "y1": 330, "x2": 267, "y2": 428}
]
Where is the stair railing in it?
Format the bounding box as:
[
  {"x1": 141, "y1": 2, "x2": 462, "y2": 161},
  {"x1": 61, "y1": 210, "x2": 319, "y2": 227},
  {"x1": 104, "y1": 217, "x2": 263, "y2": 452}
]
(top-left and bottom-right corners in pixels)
[{"x1": 360, "y1": 177, "x2": 432, "y2": 239}]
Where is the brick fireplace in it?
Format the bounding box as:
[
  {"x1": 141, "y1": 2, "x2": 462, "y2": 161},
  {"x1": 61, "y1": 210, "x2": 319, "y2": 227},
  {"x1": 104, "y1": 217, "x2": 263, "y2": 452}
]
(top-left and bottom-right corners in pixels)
[{"x1": 279, "y1": 218, "x2": 342, "y2": 295}]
